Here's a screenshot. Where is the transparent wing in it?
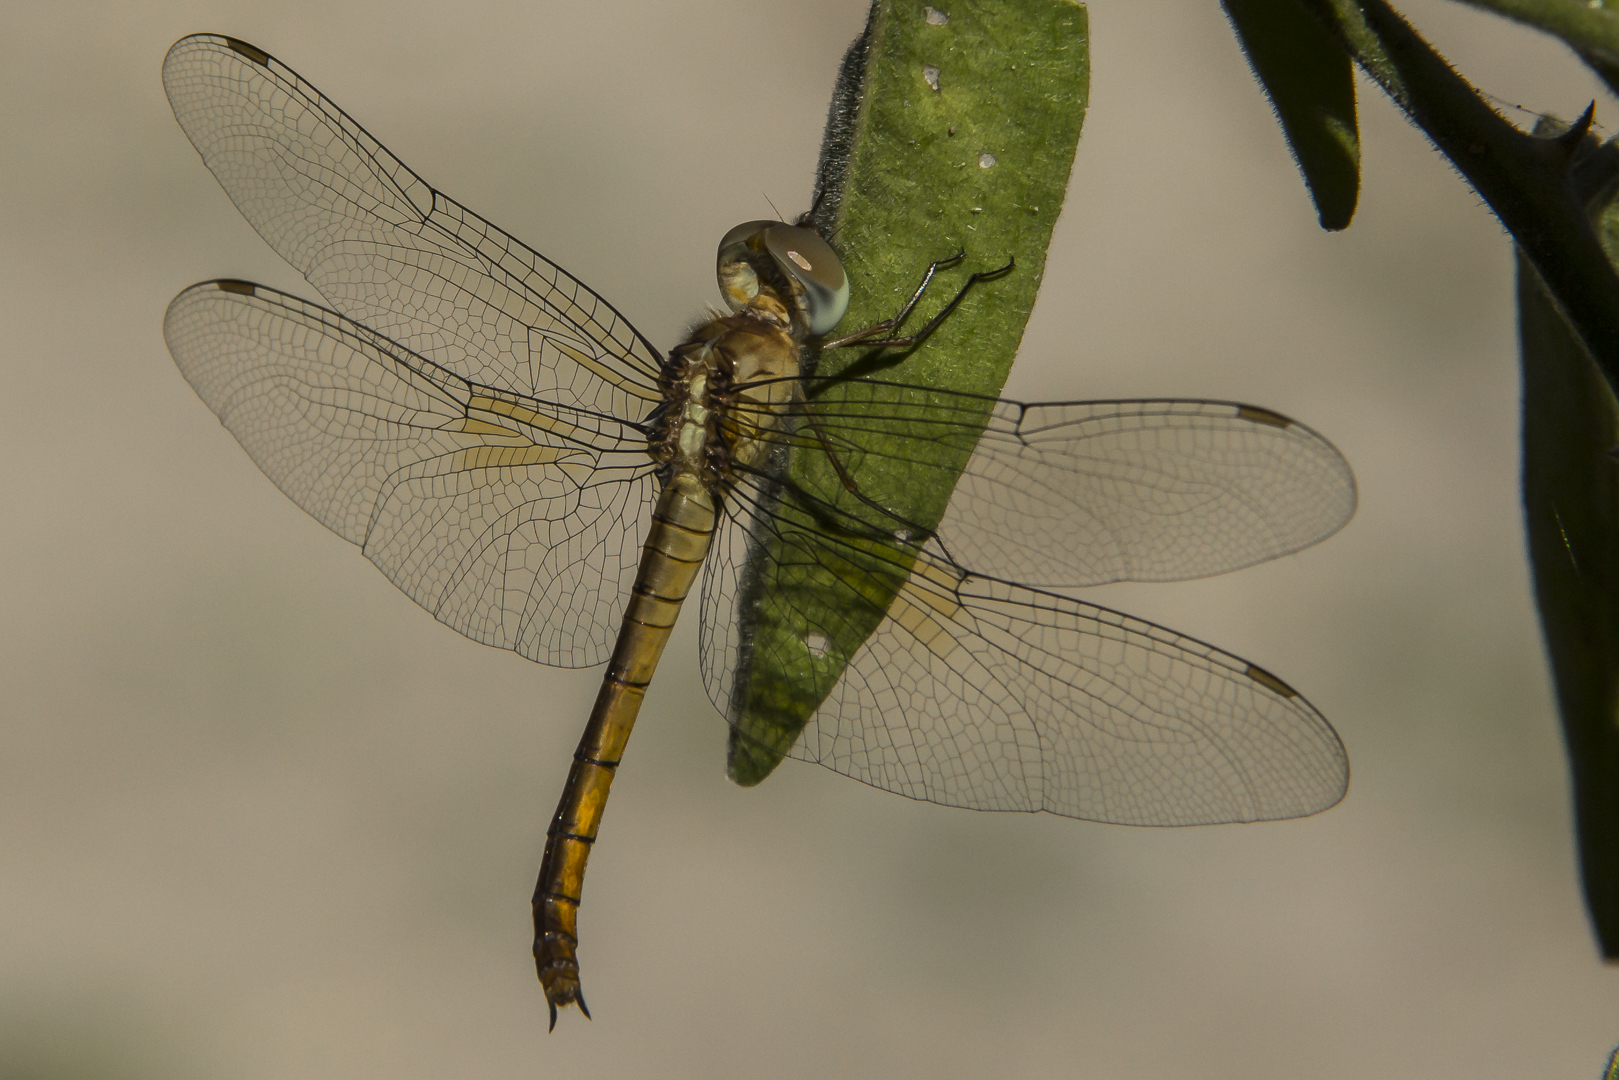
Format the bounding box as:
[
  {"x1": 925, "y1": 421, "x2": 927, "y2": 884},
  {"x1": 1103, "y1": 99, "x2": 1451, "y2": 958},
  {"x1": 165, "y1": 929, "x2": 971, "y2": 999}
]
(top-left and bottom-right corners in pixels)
[
  {"x1": 798, "y1": 551, "x2": 1347, "y2": 824},
  {"x1": 164, "y1": 280, "x2": 657, "y2": 668},
  {"x1": 702, "y1": 476, "x2": 1346, "y2": 824},
  {"x1": 161, "y1": 33, "x2": 663, "y2": 418},
  {"x1": 790, "y1": 380, "x2": 1357, "y2": 587}
]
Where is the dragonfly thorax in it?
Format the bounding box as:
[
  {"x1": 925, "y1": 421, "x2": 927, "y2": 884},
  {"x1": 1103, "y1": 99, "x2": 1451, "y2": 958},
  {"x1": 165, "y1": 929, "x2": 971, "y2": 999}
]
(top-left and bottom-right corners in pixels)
[{"x1": 652, "y1": 299, "x2": 801, "y2": 486}]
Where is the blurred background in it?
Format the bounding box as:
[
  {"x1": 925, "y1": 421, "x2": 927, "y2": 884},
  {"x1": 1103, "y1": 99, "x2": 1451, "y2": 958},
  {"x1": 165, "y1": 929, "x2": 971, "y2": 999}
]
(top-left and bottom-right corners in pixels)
[{"x1": 2, "y1": 0, "x2": 1615, "y2": 1076}]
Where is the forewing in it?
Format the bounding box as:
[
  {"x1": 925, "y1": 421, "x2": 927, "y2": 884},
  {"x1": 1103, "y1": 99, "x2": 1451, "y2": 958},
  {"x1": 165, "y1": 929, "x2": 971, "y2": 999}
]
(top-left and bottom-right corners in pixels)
[
  {"x1": 797, "y1": 384, "x2": 1357, "y2": 587},
  {"x1": 164, "y1": 280, "x2": 656, "y2": 668},
  {"x1": 791, "y1": 550, "x2": 1347, "y2": 823},
  {"x1": 161, "y1": 33, "x2": 663, "y2": 418},
  {"x1": 943, "y1": 398, "x2": 1356, "y2": 585}
]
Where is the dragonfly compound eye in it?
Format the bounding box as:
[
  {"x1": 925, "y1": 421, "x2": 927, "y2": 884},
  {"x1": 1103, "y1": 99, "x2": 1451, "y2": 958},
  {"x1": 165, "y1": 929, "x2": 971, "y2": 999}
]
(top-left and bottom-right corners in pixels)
[
  {"x1": 762, "y1": 223, "x2": 848, "y2": 335},
  {"x1": 715, "y1": 220, "x2": 849, "y2": 336}
]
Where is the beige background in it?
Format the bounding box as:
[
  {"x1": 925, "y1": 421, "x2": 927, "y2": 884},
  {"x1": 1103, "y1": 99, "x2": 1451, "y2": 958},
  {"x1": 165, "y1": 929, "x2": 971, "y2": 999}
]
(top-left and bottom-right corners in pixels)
[{"x1": 3, "y1": 0, "x2": 1616, "y2": 1076}]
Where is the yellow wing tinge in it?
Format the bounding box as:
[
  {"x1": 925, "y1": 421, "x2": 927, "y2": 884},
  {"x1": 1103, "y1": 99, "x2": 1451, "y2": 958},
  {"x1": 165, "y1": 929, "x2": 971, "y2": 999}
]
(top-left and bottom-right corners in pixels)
[
  {"x1": 555, "y1": 342, "x2": 663, "y2": 402},
  {"x1": 442, "y1": 394, "x2": 599, "y2": 476},
  {"x1": 887, "y1": 561, "x2": 970, "y2": 656}
]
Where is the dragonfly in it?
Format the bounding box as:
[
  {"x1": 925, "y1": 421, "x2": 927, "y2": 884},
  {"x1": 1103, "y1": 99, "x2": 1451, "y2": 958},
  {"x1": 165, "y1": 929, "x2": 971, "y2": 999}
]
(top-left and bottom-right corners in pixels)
[{"x1": 160, "y1": 33, "x2": 1357, "y2": 1027}]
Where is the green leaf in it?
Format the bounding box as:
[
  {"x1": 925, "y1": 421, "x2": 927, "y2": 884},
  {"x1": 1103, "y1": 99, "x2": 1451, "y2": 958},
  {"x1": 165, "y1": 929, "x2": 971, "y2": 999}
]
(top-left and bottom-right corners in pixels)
[
  {"x1": 1222, "y1": 0, "x2": 1360, "y2": 230},
  {"x1": 725, "y1": 0, "x2": 1090, "y2": 785},
  {"x1": 1519, "y1": 249, "x2": 1619, "y2": 958}
]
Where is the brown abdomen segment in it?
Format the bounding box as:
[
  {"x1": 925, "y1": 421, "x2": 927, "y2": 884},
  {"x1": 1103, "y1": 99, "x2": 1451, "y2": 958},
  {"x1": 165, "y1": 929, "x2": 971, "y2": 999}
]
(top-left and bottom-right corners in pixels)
[{"x1": 532, "y1": 470, "x2": 716, "y2": 1027}]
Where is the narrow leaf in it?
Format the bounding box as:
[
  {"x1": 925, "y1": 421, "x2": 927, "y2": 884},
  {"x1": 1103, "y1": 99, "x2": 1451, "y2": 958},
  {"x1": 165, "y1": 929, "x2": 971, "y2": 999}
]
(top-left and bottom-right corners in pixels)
[
  {"x1": 727, "y1": 0, "x2": 1091, "y2": 784},
  {"x1": 1223, "y1": 0, "x2": 1361, "y2": 230},
  {"x1": 1520, "y1": 250, "x2": 1619, "y2": 958}
]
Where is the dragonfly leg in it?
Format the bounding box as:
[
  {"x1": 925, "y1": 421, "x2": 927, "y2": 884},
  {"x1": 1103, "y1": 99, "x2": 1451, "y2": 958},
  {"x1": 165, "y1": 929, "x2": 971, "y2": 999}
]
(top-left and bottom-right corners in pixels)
[
  {"x1": 817, "y1": 250, "x2": 962, "y2": 349},
  {"x1": 818, "y1": 254, "x2": 1013, "y2": 351},
  {"x1": 794, "y1": 392, "x2": 935, "y2": 542}
]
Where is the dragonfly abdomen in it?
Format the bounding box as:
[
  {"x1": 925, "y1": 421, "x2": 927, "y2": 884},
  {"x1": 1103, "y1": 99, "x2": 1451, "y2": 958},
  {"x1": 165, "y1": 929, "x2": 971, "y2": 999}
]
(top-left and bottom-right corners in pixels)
[
  {"x1": 535, "y1": 293, "x2": 802, "y2": 1023},
  {"x1": 532, "y1": 470, "x2": 717, "y2": 1026}
]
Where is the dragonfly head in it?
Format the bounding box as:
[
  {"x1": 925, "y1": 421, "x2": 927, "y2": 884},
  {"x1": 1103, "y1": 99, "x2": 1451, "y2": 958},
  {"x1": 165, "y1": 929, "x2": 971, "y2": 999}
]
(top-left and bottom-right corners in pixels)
[{"x1": 716, "y1": 220, "x2": 849, "y2": 337}]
